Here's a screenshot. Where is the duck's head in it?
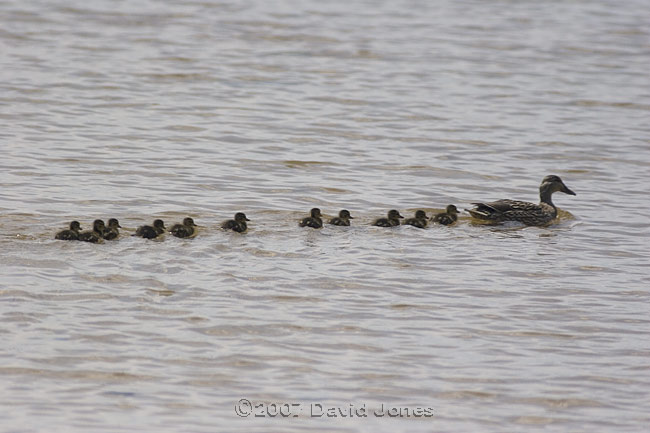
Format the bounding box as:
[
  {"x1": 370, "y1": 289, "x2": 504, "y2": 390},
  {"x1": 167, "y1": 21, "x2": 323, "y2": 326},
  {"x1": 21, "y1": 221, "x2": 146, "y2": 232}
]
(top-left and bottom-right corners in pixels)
[
  {"x1": 310, "y1": 208, "x2": 322, "y2": 218},
  {"x1": 183, "y1": 217, "x2": 196, "y2": 227},
  {"x1": 446, "y1": 205, "x2": 459, "y2": 215},
  {"x1": 339, "y1": 209, "x2": 353, "y2": 219},
  {"x1": 153, "y1": 219, "x2": 166, "y2": 229},
  {"x1": 107, "y1": 218, "x2": 122, "y2": 229},
  {"x1": 235, "y1": 212, "x2": 250, "y2": 222},
  {"x1": 70, "y1": 221, "x2": 82, "y2": 231},
  {"x1": 388, "y1": 209, "x2": 404, "y2": 219},
  {"x1": 93, "y1": 219, "x2": 106, "y2": 232},
  {"x1": 541, "y1": 175, "x2": 576, "y2": 196},
  {"x1": 414, "y1": 210, "x2": 428, "y2": 219}
]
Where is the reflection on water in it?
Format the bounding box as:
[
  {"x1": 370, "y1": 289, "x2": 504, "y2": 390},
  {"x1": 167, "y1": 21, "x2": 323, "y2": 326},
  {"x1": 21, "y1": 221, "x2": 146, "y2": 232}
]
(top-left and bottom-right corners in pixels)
[{"x1": 1, "y1": 0, "x2": 650, "y2": 432}]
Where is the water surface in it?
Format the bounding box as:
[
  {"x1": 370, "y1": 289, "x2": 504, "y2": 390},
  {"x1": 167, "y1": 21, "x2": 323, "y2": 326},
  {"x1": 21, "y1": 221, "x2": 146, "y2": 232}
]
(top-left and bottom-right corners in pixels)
[{"x1": 1, "y1": 0, "x2": 649, "y2": 431}]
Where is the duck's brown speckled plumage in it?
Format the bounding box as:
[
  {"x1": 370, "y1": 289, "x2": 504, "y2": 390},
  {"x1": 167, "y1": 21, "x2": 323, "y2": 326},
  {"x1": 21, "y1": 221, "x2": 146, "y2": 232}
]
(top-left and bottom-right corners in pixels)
[
  {"x1": 466, "y1": 175, "x2": 576, "y2": 226},
  {"x1": 300, "y1": 208, "x2": 323, "y2": 228},
  {"x1": 78, "y1": 219, "x2": 105, "y2": 243},
  {"x1": 403, "y1": 210, "x2": 428, "y2": 228},
  {"x1": 373, "y1": 210, "x2": 404, "y2": 227},
  {"x1": 103, "y1": 218, "x2": 122, "y2": 240},
  {"x1": 222, "y1": 212, "x2": 250, "y2": 233},
  {"x1": 432, "y1": 205, "x2": 459, "y2": 225},
  {"x1": 55, "y1": 221, "x2": 82, "y2": 240},
  {"x1": 328, "y1": 209, "x2": 353, "y2": 226},
  {"x1": 135, "y1": 219, "x2": 166, "y2": 239},
  {"x1": 170, "y1": 217, "x2": 197, "y2": 238}
]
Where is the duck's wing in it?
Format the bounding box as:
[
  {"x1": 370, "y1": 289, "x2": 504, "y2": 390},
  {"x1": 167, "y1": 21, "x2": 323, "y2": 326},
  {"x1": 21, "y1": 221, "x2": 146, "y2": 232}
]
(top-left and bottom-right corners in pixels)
[
  {"x1": 404, "y1": 218, "x2": 427, "y2": 228},
  {"x1": 373, "y1": 218, "x2": 389, "y2": 227},
  {"x1": 78, "y1": 231, "x2": 102, "y2": 243},
  {"x1": 432, "y1": 214, "x2": 454, "y2": 225},
  {"x1": 170, "y1": 224, "x2": 188, "y2": 237},
  {"x1": 468, "y1": 199, "x2": 556, "y2": 225},
  {"x1": 55, "y1": 230, "x2": 77, "y2": 240},
  {"x1": 103, "y1": 229, "x2": 119, "y2": 240},
  {"x1": 467, "y1": 199, "x2": 529, "y2": 220}
]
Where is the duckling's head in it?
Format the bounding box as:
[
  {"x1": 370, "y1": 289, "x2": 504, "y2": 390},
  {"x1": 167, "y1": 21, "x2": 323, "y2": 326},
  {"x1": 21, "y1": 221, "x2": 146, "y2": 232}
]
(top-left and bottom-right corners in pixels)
[
  {"x1": 541, "y1": 175, "x2": 576, "y2": 196},
  {"x1": 388, "y1": 209, "x2": 404, "y2": 219},
  {"x1": 339, "y1": 209, "x2": 353, "y2": 219},
  {"x1": 183, "y1": 217, "x2": 196, "y2": 227},
  {"x1": 235, "y1": 212, "x2": 250, "y2": 222},
  {"x1": 446, "y1": 205, "x2": 459, "y2": 215},
  {"x1": 70, "y1": 221, "x2": 82, "y2": 231},
  {"x1": 310, "y1": 208, "x2": 322, "y2": 218},
  {"x1": 153, "y1": 219, "x2": 165, "y2": 229},
  {"x1": 93, "y1": 219, "x2": 105, "y2": 232},
  {"x1": 107, "y1": 218, "x2": 121, "y2": 228},
  {"x1": 414, "y1": 210, "x2": 427, "y2": 219}
]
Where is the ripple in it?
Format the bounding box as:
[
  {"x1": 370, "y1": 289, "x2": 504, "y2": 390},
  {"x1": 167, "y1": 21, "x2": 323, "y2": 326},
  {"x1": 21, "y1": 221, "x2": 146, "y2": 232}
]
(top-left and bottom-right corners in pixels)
[{"x1": 1, "y1": 0, "x2": 649, "y2": 432}]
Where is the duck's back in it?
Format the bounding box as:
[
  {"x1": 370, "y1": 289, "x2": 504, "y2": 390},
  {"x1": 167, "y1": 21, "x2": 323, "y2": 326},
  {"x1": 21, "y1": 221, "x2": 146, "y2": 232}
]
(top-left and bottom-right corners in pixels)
[
  {"x1": 78, "y1": 231, "x2": 102, "y2": 243},
  {"x1": 468, "y1": 199, "x2": 555, "y2": 225},
  {"x1": 300, "y1": 217, "x2": 322, "y2": 228},
  {"x1": 171, "y1": 224, "x2": 194, "y2": 238},
  {"x1": 103, "y1": 229, "x2": 119, "y2": 240},
  {"x1": 403, "y1": 218, "x2": 427, "y2": 228},
  {"x1": 432, "y1": 213, "x2": 455, "y2": 225},
  {"x1": 328, "y1": 217, "x2": 349, "y2": 226},
  {"x1": 55, "y1": 230, "x2": 78, "y2": 240},
  {"x1": 222, "y1": 220, "x2": 247, "y2": 232},
  {"x1": 373, "y1": 218, "x2": 398, "y2": 227},
  {"x1": 135, "y1": 225, "x2": 158, "y2": 239}
]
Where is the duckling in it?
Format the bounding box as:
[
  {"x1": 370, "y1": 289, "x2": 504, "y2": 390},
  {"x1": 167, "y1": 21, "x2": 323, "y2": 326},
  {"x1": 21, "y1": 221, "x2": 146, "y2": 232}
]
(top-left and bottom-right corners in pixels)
[
  {"x1": 102, "y1": 218, "x2": 122, "y2": 240},
  {"x1": 432, "y1": 205, "x2": 459, "y2": 225},
  {"x1": 55, "y1": 221, "x2": 82, "y2": 240},
  {"x1": 328, "y1": 209, "x2": 354, "y2": 226},
  {"x1": 78, "y1": 219, "x2": 105, "y2": 243},
  {"x1": 134, "y1": 219, "x2": 166, "y2": 239},
  {"x1": 222, "y1": 212, "x2": 250, "y2": 233},
  {"x1": 299, "y1": 208, "x2": 323, "y2": 229},
  {"x1": 170, "y1": 217, "x2": 197, "y2": 238},
  {"x1": 466, "y1": 175, "x2": 576, "y2": 225},
  {"x1": 403, "y1": 210, "x2": 428, "y2": 228},
  {"x1": 373, "y1": 209, "x2": 404, "y2": 227}
]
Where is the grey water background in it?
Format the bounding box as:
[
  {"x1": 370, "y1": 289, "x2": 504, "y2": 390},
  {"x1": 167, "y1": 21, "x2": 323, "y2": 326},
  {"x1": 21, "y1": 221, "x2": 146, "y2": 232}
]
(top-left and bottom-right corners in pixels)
[{"x1": 1, "y1": 0, "x2": 649, "y2": 431}]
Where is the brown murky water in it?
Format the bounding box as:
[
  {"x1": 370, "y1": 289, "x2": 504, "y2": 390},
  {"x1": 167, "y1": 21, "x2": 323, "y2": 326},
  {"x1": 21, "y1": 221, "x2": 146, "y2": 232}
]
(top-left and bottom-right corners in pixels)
[{"x1": 1, "y1": 0, "x2": 649, "y2": 432}]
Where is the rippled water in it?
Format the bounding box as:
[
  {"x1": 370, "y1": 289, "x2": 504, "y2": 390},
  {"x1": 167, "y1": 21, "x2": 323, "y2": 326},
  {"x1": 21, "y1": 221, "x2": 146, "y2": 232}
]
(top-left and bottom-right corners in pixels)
[{"x1": 1, "y1": 0, "x2": 649, "y2": 431}]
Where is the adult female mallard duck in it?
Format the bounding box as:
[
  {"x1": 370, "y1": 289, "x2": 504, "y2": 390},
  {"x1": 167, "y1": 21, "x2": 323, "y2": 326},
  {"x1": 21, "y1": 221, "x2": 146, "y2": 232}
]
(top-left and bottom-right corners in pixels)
[
  {"x1": 403, "y1": 210, "x2": 428, "y2": 228},
  {"x1": 466, "y1": 175, "x2": 576, "y2": 225},
  {"x1": 222, "y1": 212, "x2": 250, "y2": 233},
  {"x1": 78, "y1": 219, "x2": 105, "y2": 243},
  {"x1": 299, "y1": 208, "x2": 323, "y2": 229},
  {"x1": 134, "y1": 219, "x2": 166, "y2": 239},
  {"x1": 170, "y1": 217, "x2": 197, "y2": 238},
  {"x1": 102, "y1": 218, "x2": 122, "y2": 240},
  {"x1": 55, "y1": 221, "x2": 82, "y2": 240},
  {"x1": 373, "y1": 209, "x2": 404, "y2": 227},
  {"x1": 431, "y1": 205, "x2": 459, "y2": 226},
  {"x1": 328, "y1": 209, "x2": 353, "y2": 226}
]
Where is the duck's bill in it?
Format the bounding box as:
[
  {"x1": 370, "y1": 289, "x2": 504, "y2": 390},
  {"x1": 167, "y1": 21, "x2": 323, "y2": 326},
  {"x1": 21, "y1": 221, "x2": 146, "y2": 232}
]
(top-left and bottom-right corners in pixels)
[
  {"x1": 245, "y1": 218, "x2": 251, "y2": 221},
  {"x1": 348, "y1": 216, "x2": 354, "y2": 219},
  {"x1": 562, "y1": 185, "x2": 576, "y2": 196}
]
